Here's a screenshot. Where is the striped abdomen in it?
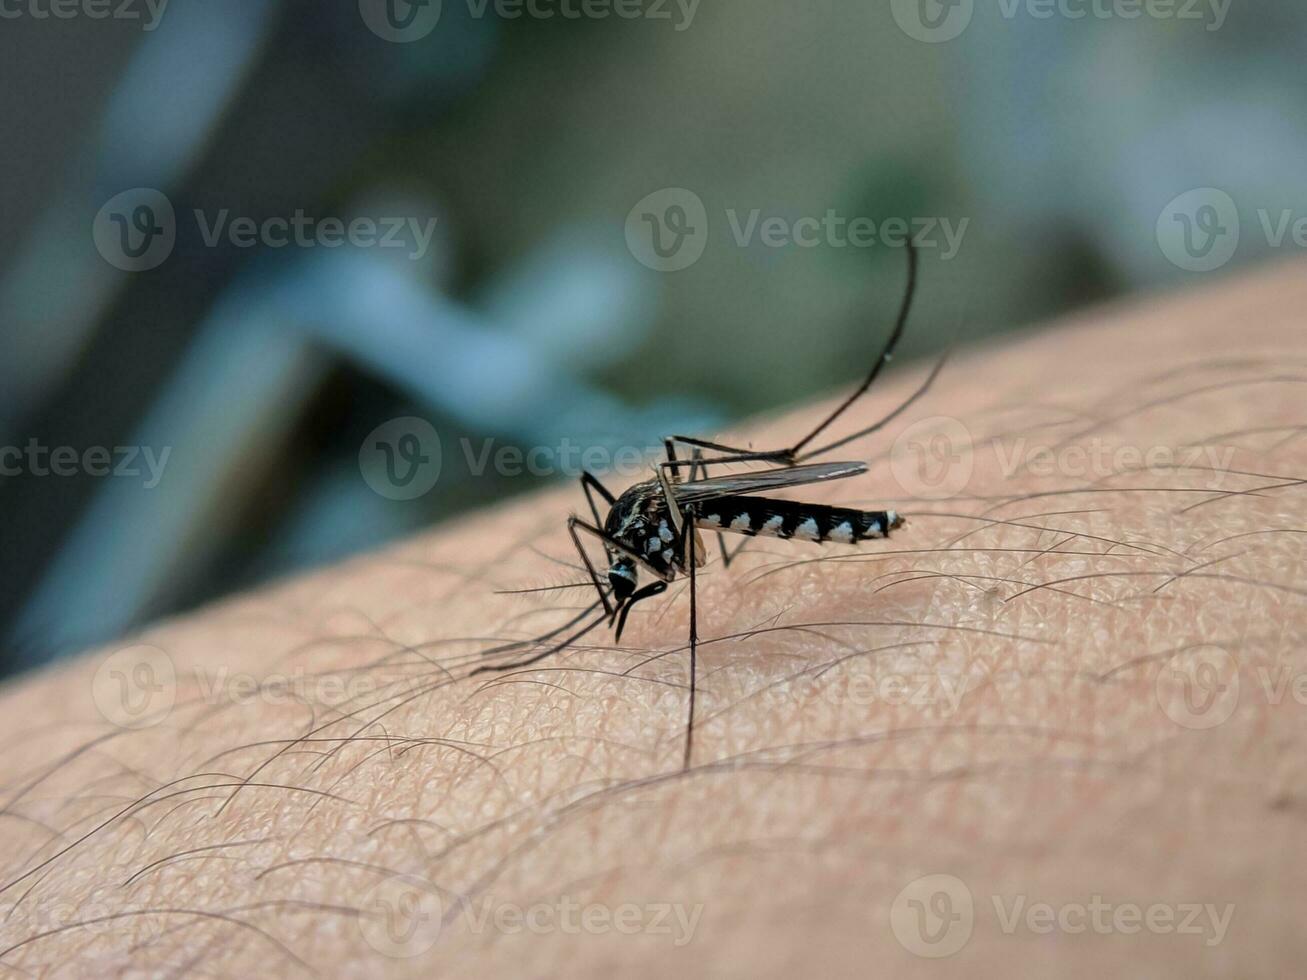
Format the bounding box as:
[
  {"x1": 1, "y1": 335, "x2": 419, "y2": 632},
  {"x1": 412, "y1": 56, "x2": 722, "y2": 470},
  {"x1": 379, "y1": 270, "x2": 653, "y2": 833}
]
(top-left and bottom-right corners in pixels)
[{"x1": 694, "y1": 496, "x2": 902, "y2": 544}]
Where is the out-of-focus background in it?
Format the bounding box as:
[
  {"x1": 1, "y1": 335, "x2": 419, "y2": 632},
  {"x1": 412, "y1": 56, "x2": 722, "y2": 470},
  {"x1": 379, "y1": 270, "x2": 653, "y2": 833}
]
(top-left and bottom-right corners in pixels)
[{"x1": 0, "y1": 0, "x2": 1300, "y2": 676}]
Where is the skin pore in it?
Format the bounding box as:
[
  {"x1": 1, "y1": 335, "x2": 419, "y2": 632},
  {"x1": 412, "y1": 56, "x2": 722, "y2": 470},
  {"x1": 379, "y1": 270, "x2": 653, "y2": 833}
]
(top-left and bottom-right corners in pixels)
[{"x1": 1, "y1": 259, "x2": 1305, "y2": 977}]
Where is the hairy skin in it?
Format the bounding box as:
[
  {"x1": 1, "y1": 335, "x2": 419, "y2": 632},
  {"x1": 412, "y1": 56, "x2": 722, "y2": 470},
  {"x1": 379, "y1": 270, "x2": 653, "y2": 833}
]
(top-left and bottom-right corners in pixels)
[{"x1": 1, "y1": 261, "x2": 1305, "y2": 978}]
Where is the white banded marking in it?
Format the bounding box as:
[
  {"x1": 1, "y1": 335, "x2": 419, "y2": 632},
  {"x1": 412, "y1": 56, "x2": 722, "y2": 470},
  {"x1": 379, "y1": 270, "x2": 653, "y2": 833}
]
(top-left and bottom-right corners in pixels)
[
  {"x1": 794, "y1": 517, "x2": 820, "y2": 541},
  {"x1": 829, "y1": 521, "x2": 854, "y2": 544}
]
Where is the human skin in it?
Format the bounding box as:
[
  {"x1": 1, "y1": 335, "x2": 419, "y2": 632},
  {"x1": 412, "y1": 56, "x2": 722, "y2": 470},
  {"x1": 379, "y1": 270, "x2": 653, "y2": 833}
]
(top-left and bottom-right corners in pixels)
[{"x1": 1, "y1": 260, "x2": 1305, "y2": 978}]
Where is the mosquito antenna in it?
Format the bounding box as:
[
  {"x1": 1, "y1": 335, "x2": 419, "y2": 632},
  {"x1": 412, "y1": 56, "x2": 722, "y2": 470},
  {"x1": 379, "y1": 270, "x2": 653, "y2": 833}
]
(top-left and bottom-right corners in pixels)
[{"x1": 788, "y1": 239, "x2": 919, "y2": 457}]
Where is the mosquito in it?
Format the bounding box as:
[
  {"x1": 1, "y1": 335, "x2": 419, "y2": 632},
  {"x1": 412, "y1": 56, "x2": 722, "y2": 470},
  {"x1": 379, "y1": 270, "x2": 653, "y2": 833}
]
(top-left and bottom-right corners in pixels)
[{"x1": 474, "y1": 242, "x2": 944, "y2": 768}]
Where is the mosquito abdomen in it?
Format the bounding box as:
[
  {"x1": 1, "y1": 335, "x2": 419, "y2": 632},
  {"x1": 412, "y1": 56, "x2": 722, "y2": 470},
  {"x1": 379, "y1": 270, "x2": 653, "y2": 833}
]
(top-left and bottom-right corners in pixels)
[{"x1": 695, "y1": 495, "x2": 902, "y2": 543}]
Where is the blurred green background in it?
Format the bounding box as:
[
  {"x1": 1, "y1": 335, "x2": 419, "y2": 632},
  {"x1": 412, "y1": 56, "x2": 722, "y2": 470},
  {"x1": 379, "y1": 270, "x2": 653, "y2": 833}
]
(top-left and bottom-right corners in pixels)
[{"x1": 0, "y1": 0, "x2": 1300, "y2": 674}]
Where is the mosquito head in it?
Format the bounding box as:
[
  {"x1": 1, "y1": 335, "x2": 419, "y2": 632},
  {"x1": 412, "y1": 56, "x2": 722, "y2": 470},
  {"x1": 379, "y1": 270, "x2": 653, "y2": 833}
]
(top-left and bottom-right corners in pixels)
[{"x1": 607, "y1": 558, "x2": 637, "y2": 602}]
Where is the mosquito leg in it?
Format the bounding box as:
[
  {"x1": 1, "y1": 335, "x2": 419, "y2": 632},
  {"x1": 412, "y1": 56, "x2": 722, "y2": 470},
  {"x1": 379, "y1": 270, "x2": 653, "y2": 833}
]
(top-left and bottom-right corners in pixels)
[
  {"x1": 784, "y1": 241, "x2": 919, "y2": 458},
  {"x1": 659, "y1": 347, "x2": 939, "y2": 473},
  {"x1": 718, "y1": 534, "x2": 749, "y2": 568},
  {"x1": 664, "y1": 438, "x2": 685, "y2": 483},
  {"x1": 660, "y1": 441, "x2": 789, "y2": 471},
  {"x1": 683, "y1": 446, "x2": 743, "y2": 566},
  {"x1": 471, "y1": 609, "x2": 609, "y2": 675},
  {"x1": 568, "y1": 517, "x2": 615, "y2": 618},
  {"x1": 662, "y1": 350, "x2": 943, "y2": 472},
  {"x1": 658, "y1": 459, "x2": 685, "y2": 538},
  {"x1": 687, "y1": 448, "x2": 702, "y2": 483},
  {"x1": 789, "y1": 348, "x2": 949, "y2": 461},
  {"x1": 682, "y1": 503, "x2": 699, "y2": 770},
  {"x1": 580, "y1": 471, "x2": 615, "y2": 527},
  {"x1": 575, "y1": 472, "x2": 619, "y2": 616},
  {"x1": 663, "y1": 241, "x2": 920, "y2": 467},
  {"x1": 688, "y1": 446, "x2": 749, "y2": 568},
  {"x1": 477, "y1": 517, "x2": 675, "y2": 673}
]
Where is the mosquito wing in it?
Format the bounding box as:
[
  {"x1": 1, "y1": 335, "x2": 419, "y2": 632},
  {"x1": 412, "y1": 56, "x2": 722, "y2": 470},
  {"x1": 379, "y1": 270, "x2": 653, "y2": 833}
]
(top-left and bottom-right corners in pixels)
[{"x1": 672, "y1": 461, "x2": 868, "y2": 504}]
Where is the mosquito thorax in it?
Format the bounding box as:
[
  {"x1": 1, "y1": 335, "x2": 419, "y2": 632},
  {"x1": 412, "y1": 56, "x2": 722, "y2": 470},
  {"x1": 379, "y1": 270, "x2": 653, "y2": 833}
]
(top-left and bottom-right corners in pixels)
[{"x1": 603, "y1": 480, "x2": 678, "y2": 573}]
